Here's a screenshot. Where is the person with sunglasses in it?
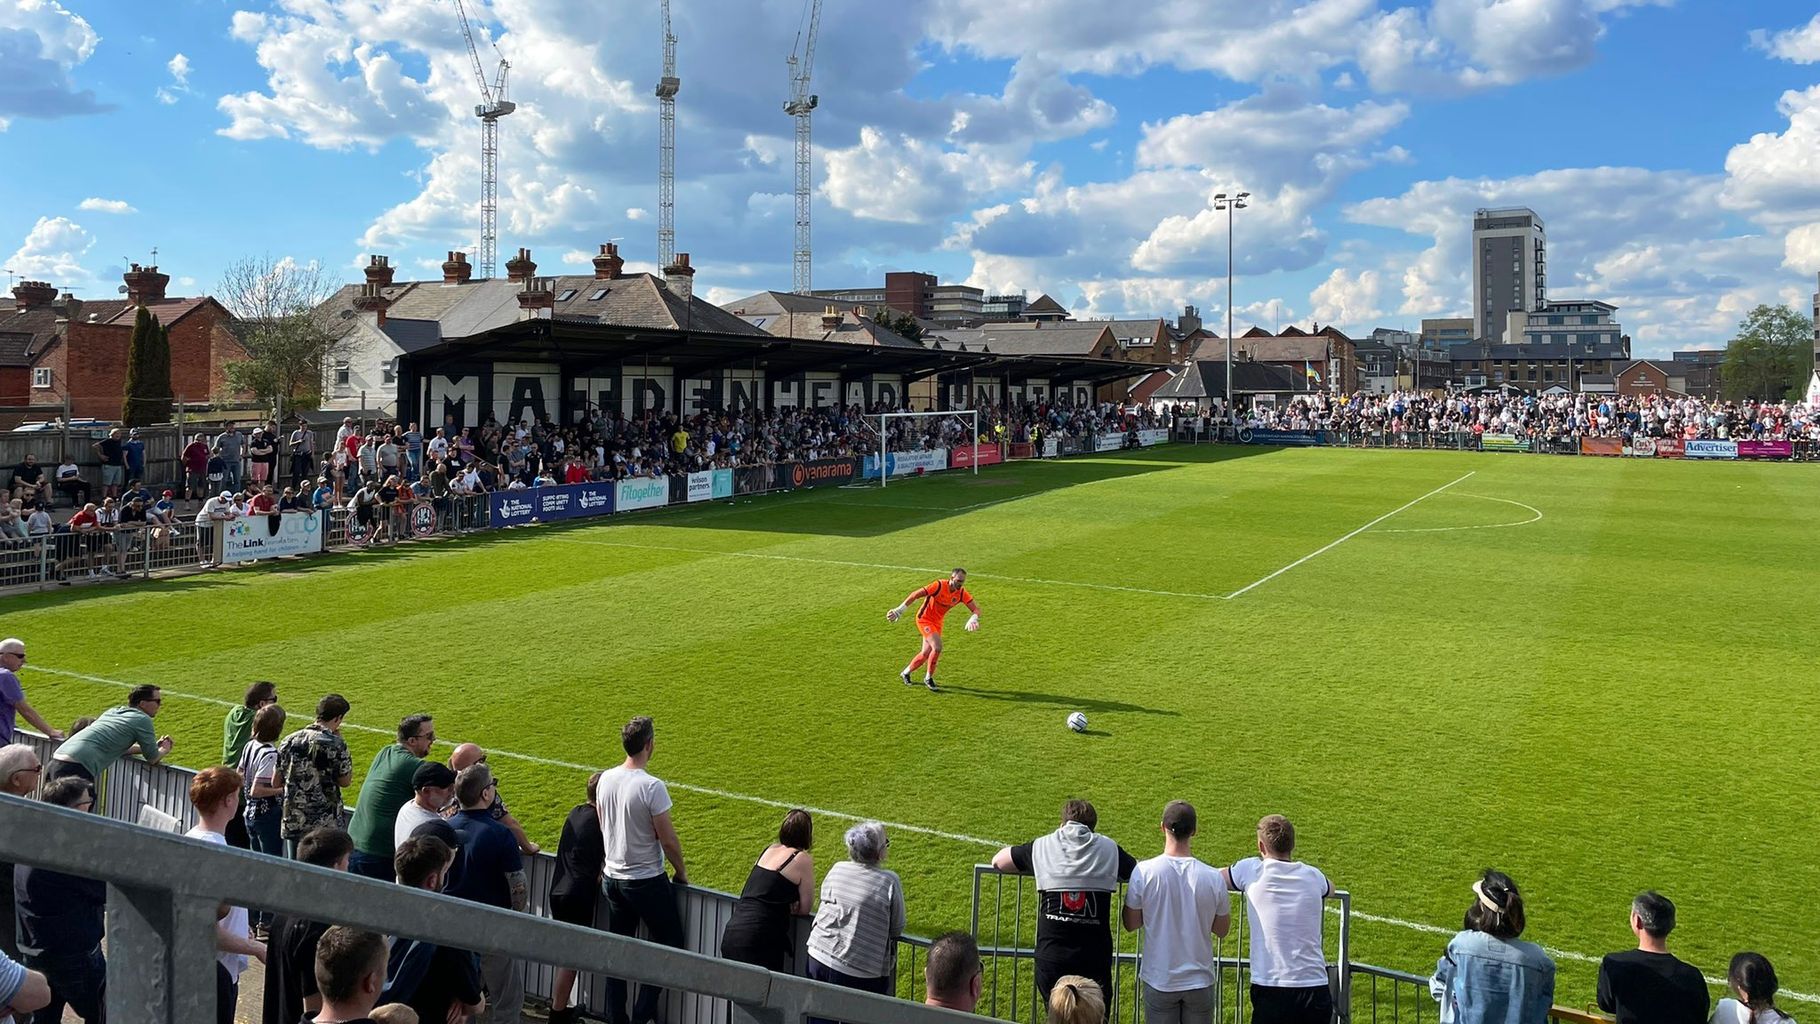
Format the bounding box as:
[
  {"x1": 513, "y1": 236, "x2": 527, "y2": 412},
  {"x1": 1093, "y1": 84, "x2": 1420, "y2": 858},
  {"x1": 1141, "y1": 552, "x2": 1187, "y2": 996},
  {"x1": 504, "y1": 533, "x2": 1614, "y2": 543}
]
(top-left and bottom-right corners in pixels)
[
  {"x1": 48, "y1": 685, "x2": 172, "y2": 784},
  {"x1": 0, "y1": 640, "x2": 61, "y2": 745}
]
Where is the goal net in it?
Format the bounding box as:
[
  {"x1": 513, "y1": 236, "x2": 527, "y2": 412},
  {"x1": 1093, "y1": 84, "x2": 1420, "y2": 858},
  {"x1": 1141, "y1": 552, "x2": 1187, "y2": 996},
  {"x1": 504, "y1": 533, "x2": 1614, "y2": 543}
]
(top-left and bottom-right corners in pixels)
[{"x1": 862, "y1": 409, "x2": 981, "y2": 488}]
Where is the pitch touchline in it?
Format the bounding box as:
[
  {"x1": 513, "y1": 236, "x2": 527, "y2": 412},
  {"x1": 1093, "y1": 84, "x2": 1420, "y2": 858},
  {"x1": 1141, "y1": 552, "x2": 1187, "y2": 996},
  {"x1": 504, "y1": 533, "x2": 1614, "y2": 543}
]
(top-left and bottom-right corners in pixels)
[
  {"x1": 30, "y1": 663, "x2": 1820, "y2": 1002},
  {"x1": 1223, "y1": 471, "x2": 1476, "y2": 600},
  {"x1": 556, "y1": 536, "x2": 1231, "y2": 601}
]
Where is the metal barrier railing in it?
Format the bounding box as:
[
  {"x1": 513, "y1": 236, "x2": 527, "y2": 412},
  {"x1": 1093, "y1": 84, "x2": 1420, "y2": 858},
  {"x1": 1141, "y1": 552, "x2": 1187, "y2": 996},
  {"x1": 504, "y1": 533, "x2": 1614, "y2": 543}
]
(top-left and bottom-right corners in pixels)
[
  {"x1": 0, "y1": 794, "x2": 984, "y2": 1024},
  {"x1": 970, "y1": 865, "x2": 1352, "y2": 1024},
  {"x1": 1348, "y1": 963, "x2": 1613, "y2": 1024}
]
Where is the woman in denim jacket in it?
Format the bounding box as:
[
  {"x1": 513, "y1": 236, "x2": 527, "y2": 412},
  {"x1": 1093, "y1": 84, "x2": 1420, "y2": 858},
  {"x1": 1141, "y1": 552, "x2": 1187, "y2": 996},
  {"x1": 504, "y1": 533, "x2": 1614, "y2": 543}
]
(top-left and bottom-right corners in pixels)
[{"x1": 1430, "y1": 870, "x2": 1556, "y2": 1024}]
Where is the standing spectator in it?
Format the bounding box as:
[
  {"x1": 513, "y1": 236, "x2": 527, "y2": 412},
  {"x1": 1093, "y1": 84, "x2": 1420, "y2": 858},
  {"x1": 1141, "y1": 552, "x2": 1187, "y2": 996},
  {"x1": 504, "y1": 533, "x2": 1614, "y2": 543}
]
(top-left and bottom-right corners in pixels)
[
  {"x1": 448, "y1": 744, "x2": 539, "y2": 855},
  {"x1": 216, "y1": 425, "x2": 245, "y2": 493},
  {"x1": 377, "y1": 434, "x2": 402, "y2": 483},
  {"x1": 0, "y1": 951, "x2": 50, "y2": 1024},
  {"x1": 445, "y1": 764, "x2": 525, "y2": 1024},
  {"x1": 346, "y1": 714, "x2": 435, "y2": 881},
  {"x1": 122, "y1": 428, "x2": 146, "y2": 482},
  {"x1": 990, "y1": 799, "x2": 1136, "y2": 1004},
  {"x1": 0, "y1": 744, "x2": 42, "y2": 966},
  {"x1": 924, "y1": 932, "x2": 983, "y2": 1013},
  {"x1": 288, "y1": 421, "x2": 315, "y2": 490},
  {"x1": 1596, "y1": 891, "x2": 1707, "y2": 1024},
  {"x1": 403, "y1": 422, "x2": 423, "y2": 481},
  {"x1": 548, "y1": 772, "x2": 606, "y2": 1024},
  {"x1": 392, "y1": 762, "x2": 456, "y2": 850},
  {"x1": 1122, "y1": 800, "x2": 1230, "y2": 1024},
  {"x1": 806, "y1": 822, "x2": 905, "y2": 1005},
  {"x1": 1429, "y1": 870, "x2": 1555, "y2": 1024},
  {"x1": 92, "y1": 428, "x2": 126, "y2": 500},
  {"x1": 223, "y1": 681, "x2": 279, "y2": 848},
  {"x1": 247, "y1": 423, "x2": 276, "y2": 489},
  {"x1": 1048, "y1": 977, "x2": 1106, "y2": 1024},
  {"x1": 384, "y1": 836, "x2": 486, "y2": 1024},
  {"x1": 185, "y1": 766, "x2": 267, "y2": 1024},
  {"x1": 1712, "y1": 953, "x2": 1795, "y2": 1024},
  {"x1": 263, "y1": 827, "x2": 353, "y2": 1024},
  {"x1": 721, "y1": 808, "x2": 816, "y2": 972},
  {"x1": 0, "y1": 639, "x2": 61, "y2": 745},
  {"x1": 237, "y1": 704, "x2": 288, "y2": 864},
  {"x1": 48, "y1": 684, "x2": 172, "y2": 783},
  {"x1": 310, "y1": 928, "x2": 390, "y2": 1024},
  {"x1": 14, "y1": 776, "x2": 105, "y2": 1022},
  {"x1": 182, "y1": 434, "x2": 210, "y2": 499},
  {"x1": 275, "y1": 694, "x2": 354, "y2": 857},
  {"x1": 1224, "y1": 815, "x2": 1335, "y2": 1024},
  {"x1": 597, "y1": 715, "x2": 687, "y2": 1024}
]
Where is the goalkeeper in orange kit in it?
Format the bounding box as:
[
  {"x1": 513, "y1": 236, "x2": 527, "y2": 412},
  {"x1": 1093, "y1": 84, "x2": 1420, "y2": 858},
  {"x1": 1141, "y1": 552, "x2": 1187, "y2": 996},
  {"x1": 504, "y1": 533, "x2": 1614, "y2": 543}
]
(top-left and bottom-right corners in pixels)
[{"x1": 886, "y1": 567, "x2": 980, "y2": 692}]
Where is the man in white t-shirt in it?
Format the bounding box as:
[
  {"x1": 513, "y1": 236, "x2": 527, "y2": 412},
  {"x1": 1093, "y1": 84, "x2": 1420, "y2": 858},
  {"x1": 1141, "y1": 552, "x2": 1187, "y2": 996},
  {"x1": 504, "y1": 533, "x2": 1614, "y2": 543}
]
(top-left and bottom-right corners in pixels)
[
  {"x1": 393, "y1": 761, "x2": 456, "y2": 851},
  {"x1": 1223, "y1": 814, "x2": 1334, "y2": 1024},
  {"x1": 595, "y1": 715, "x2": 686, "y2": 1024},
  {"x1": 1122, "y1": 801, "x2": 1229, "y2": 1024}
]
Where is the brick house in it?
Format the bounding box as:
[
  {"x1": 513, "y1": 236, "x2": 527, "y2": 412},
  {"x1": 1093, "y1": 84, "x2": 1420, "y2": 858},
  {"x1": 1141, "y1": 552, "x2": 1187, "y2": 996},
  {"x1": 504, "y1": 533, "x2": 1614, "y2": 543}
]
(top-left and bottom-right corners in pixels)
[
  {"x1": 27, "y1": 264, "x2": 246, "y2": 420},
  {"x1": 1614, "y1": 359, "x2": 1691, "y2": 397},
  {"x1": 1189, "y1": 325, "x2": 1360, "y2": 393}
]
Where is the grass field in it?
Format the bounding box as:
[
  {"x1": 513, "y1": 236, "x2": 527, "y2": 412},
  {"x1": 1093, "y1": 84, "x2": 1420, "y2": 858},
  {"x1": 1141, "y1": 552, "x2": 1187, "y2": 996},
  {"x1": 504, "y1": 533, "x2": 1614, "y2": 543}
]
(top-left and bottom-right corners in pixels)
[{"x1": 8, "y1": 443, "x2": 1819, "y2": 1008}]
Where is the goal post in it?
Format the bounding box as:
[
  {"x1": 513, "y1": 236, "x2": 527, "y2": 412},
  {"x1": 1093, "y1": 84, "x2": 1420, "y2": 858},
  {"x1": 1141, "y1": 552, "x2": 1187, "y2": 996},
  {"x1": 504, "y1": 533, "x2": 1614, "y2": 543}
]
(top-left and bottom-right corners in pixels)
[{"x1": 876, "y1": 408, "x2": 980, "y2": 488}]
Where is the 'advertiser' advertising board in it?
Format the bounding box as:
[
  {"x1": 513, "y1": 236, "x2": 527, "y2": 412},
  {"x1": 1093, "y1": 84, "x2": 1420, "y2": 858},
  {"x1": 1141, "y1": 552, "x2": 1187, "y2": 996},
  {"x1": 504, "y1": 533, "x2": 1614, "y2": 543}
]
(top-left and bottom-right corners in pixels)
[
  {"x1": 1737, "y1": 440, "x2": 1793, "y2": 459},
  {"x1": 216, "y1": 511, "x2": 326, "y2": 564},
  {"x1": 950, "y1": 444, "x2": 1003, "y2": 468},
  {"x1": 862, "y1": 449, "x2": 949, "y2": 479},
  {"x1": 1685, "y1": 440, "x2": 1737, "y2": 460},
  {"x1": 616, "y1": 475, "x2": 671, "y2": 511},
  {"x1": 489, "y1": 482, "x2": 615, "y2": 527}
]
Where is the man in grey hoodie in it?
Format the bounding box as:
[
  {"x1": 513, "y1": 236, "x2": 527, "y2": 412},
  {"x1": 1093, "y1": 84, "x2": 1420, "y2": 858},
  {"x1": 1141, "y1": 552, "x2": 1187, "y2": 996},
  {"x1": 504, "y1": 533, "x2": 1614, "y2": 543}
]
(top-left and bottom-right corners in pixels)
[{"x1": 992, "y1": 798, "x2": 1136, "y2": 1005}]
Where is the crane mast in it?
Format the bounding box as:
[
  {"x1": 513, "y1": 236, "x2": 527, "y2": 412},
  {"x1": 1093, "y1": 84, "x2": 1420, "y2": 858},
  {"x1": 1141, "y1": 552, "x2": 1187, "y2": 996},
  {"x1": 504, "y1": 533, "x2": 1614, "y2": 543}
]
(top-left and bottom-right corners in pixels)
[
  {"x1": 453, "y1": 0, "x2": 515, "y2": 279},
  {"x1": 784, "y1": 0, "x2": 821, "y2": 295},
  {"x1": 656, "y1": 0, "x2": 680, "y2": 267}
]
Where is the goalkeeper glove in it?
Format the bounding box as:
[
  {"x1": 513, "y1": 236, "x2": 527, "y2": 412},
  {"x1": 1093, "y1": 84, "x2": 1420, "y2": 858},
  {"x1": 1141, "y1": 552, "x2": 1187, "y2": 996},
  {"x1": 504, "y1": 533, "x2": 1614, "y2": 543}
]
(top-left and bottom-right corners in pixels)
[{"x1": 965, "y1": 614, "x2": 980, "y2": 632}]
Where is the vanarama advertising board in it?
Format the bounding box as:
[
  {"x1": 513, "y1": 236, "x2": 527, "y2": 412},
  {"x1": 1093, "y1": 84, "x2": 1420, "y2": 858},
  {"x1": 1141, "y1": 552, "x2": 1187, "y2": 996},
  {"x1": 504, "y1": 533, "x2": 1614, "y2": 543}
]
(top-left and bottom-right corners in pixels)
[{"x1": 216, "y1": 511, "x2": 326, "y2": 564}]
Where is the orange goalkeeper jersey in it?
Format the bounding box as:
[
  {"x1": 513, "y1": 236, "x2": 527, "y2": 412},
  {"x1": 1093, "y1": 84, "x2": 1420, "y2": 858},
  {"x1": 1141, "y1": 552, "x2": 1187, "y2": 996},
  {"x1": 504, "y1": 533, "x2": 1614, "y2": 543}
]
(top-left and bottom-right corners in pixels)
[{"x1": 915, "y1": 579, "x2": 973, "y2": 625}]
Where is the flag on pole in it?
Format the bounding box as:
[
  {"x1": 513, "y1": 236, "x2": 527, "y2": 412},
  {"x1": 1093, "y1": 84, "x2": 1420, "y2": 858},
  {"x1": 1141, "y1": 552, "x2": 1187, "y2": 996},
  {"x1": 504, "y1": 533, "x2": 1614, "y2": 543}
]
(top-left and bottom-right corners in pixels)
[{"x1": 1304, "y1": 360, "x2": 1321, "y2": 382}]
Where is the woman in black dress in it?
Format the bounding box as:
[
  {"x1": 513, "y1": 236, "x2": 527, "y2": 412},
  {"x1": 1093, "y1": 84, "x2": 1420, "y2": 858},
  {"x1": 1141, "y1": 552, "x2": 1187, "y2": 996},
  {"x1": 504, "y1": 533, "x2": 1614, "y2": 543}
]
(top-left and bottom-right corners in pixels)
[
  {"x1": 548, "y1": 771, "x2": 605, "y2": 1024},
  {"x1": 720, "y1": 809, "x2": 817, "y2": 972}
]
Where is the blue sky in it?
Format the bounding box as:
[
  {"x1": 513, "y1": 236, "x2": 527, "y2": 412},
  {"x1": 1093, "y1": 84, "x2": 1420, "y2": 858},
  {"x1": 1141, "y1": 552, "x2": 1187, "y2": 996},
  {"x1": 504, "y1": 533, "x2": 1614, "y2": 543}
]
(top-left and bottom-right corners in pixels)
[{"x1": 3, "y1": 0, "x2": 1819, "y2": 356}]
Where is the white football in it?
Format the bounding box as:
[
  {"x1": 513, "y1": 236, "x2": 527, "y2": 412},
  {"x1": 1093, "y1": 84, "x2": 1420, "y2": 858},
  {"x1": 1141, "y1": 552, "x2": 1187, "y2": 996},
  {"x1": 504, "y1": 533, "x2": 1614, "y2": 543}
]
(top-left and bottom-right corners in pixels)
[{"x1": 1067, "y1": 712, "x2": 1088, "y2": 733}]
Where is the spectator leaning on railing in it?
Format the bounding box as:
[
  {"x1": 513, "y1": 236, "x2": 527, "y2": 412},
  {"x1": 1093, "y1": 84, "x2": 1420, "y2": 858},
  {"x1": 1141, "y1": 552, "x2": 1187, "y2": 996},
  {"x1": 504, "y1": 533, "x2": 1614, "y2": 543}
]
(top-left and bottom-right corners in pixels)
[
  {"x1": 1429, "y1": 869, "x2": 1554, "y2": 1024},
  {"x1": 1223, "y1": 814, "x2": 1336, "y2": 1024},
  {"x1": 990, "y1": 798, "x2": 1136, "y2": 1006},
  {"x1": 721, "y1": 808, "x2": 817, "y2": 974},
  {"x1": 1596, "y1": 890, "x2": 1707, "y2": 1024},
  {"x1": 346, "y1": 714, "x2": 435, "y2": 882},
  {"x1": 49, "y1": 684, "x2": 172, "y2": 783},
  {"x1": 448, "y1": 743, "x2": 539, "y2": 856},
  {"x1": 1122, "y1": 800, "x2": 1230, "y2": 1024},
  {"x1": 806, "y1": 822, "x2": 905, "y2": 1012}
]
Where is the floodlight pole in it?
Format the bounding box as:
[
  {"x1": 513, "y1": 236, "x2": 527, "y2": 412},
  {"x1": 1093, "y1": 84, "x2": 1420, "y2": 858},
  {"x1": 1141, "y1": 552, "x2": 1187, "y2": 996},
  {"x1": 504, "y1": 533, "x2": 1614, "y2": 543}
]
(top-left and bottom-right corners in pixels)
[{"x1": 1214, "y1": 191, "x2": 1249, "y2": 423}]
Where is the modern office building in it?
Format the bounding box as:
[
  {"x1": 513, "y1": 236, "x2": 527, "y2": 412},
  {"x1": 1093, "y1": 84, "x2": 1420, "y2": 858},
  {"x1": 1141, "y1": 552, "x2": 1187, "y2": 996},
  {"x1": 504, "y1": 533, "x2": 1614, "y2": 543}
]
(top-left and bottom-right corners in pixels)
[{"x1": 1472, "y1": 207, "x2": 1548, "y2": 343}]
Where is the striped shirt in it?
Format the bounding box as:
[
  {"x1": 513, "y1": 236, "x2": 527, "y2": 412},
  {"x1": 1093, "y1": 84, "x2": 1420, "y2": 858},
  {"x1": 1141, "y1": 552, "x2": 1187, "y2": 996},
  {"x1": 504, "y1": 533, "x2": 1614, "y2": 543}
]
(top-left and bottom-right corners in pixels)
[{"x1": 806, "y1": 861, "x2": 905, "y2": 979}]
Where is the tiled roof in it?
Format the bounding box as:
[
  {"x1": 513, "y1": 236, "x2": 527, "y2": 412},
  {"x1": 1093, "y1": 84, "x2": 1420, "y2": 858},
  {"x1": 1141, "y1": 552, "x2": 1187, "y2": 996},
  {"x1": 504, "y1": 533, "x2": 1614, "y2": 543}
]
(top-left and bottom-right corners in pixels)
[
  {"x1": 928, "y1": 322, "x2": 1115, "y2": 356},
  {"x1": 1024, "y1": 293, "x2": 1068, "y2": 315},
  {"x1": 102, "y1": 296, "x2": 209, "y2": 326},
  {"x1": 0, "y1": 332, "x2": 33, "y2": 367}
]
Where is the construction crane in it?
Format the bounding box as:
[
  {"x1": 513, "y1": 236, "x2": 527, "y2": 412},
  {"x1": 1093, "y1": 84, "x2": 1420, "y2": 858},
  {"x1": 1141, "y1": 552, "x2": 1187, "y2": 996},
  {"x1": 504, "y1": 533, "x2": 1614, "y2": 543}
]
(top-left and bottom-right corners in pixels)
[
  {"x1": 453, "y1": 0, "x2": 515, "y2": 279},
  {"x1": 784, "y1": 0, "x2": 822, "y2": 295},
  {"x1": 655, "y1": 0, "x2": 680, "y2": 268}
]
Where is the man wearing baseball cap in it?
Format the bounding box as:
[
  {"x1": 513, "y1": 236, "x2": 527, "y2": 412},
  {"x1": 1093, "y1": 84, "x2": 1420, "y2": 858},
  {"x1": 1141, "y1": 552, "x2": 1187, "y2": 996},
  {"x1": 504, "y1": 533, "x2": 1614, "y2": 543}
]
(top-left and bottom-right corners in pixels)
[
  {"x1": 194, "y1": 489, "x2": 238, "y2": 568},
  {"x1": 394, "y1": 761, "x2": 457, "y2": 851}
]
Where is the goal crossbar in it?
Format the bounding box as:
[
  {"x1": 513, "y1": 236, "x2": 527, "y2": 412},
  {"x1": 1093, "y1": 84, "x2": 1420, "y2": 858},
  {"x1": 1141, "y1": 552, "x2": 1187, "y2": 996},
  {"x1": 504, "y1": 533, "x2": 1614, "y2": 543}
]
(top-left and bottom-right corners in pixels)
[{"x1": 877, "y1": 409, "x2": 979, "y2": 488}]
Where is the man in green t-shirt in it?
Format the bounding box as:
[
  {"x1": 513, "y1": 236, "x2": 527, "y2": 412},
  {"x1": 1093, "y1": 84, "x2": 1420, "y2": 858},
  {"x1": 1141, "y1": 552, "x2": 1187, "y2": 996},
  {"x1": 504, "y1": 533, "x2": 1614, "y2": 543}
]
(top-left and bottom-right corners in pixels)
[
  {"x1": 222, "y1": 681, "x2": 278, "y2": 766},
  {"x1": 49, "y1": 685, "x2": 173, "y2": 782},
  {"x1": 345, "y1": 713, "x2": 436, "y2": 881}
]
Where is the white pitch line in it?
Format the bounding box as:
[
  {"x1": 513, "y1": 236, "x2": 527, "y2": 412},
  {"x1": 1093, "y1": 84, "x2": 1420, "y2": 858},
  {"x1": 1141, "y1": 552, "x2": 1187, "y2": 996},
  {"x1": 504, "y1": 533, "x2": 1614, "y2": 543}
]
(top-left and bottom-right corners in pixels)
[
  {"x1": 557, "y1": 537, "x2": 1229, "y2": 601},
  {"x1": 1373, "y1": 493, "x2": 1544, "y2": 534},
  {"x1": 28, "y1": 666, "x2": 1004, "y2": 849},
  {"x1": 34, "y1": 663, "x2": 1820, "y2": 1002},
  {"x1": 1224, "y1": 471, "x2": 1476, "y2": 600}
]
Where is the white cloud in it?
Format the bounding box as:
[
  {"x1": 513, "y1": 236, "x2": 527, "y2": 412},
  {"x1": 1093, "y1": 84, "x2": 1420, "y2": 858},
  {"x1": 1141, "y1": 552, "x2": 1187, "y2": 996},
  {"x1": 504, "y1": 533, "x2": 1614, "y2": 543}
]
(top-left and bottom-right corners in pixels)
[
  {"x1": 1752, "y1": 14, "x2": 1820, "y2": 64},
  {"x1": 625, "y1": 207, "x2": 649, "y2": 222},
  {"x1": 822, "y1": 127, "x2": 1031, "y2": 224},
  {"x1": 4, "y1": 215, "x2": 96, "y2": 287},
  {"x1": 1721, "y1": 85, "x2": 1820, "y2": 222},
  {"x1": 156, "y1": 51, "x2": 192, "y2": 104},
  {"x1": 76, "y1": 197, "x2": 135, "y2": 214},
  {"x1": 1309, "y1": 267, "x2": 1383, "y2": 329},
  {"x1": 0, "y1": 0, "x2": 107, "y2": 120},
  {"x1": 1358, "y1": 0, "x2": 1671, "y2": 93}
]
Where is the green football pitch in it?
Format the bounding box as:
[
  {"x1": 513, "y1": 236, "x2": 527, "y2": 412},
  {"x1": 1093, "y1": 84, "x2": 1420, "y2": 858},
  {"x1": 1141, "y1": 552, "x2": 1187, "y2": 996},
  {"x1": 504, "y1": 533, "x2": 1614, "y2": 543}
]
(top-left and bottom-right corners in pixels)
[{"x1": 9, "y1": 443, "x2": 1819, "y2": 1007}]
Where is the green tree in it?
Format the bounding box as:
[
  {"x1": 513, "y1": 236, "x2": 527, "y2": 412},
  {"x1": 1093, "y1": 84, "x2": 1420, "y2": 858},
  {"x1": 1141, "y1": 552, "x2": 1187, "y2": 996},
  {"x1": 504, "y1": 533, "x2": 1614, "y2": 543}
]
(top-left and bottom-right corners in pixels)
[
  {"x1": 1721, "y1": 304, "x2": 1814, "y2": 401},
  {"x1": 121, "y1": 307, "x2": 173, "y2": 426},
  {"x1": 218, "y1": 254, "x2": 347, "y2": 416}
]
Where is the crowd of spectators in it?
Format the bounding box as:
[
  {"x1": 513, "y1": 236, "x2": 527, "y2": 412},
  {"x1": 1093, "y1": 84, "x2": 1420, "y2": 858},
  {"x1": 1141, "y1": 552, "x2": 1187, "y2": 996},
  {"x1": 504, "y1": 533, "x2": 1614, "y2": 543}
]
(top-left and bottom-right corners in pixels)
[
  {"x1": 0, "y1": 637, "x2": 1803, "y2": 1024},
  {"x1": 1230, "y1": 390, "x2": 1820, "y2": 444}
]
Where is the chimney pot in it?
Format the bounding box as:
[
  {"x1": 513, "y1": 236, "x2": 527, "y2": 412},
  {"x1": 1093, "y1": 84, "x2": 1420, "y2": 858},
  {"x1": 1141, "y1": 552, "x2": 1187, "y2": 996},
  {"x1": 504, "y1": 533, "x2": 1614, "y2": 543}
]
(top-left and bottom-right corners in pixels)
[
  {"x1": 364, "y1": 254, "x2": 396, "y2": 289},
  {"x1": 353, "y1": 281, "x2": 393, "y2": 326},
  {"x1": 516, "y1": 276, "x2": 556, "y2": 319},
  {"x1": 11, "y1": 280, "x2": 57, "y2": 312},
  {"x1": 592, "y1": 242, "x2": 625, "y2": 281},
  {"x1": 122, "y1": 264, "x2": 170, "y2": 305},
  {"x1": 505, "y1": 248, "x2": 538, "y2": 284},
  {"x1": 662, "y1": 253, "x2": 696, "y2": 304},
  {"x1": 442, "y1": 251, "x2": 473, "y2": 285}
]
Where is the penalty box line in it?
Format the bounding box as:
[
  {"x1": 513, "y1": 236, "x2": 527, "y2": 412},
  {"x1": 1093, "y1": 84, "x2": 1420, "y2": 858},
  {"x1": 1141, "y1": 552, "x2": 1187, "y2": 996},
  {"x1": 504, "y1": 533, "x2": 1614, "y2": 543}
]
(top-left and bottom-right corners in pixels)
[
  {"x1": 33, "y1": 663, "x2": 1820, "y2": 1003},
  {"x1": 1223, "y1": 471, "x2": 1476, "y2": 600}
]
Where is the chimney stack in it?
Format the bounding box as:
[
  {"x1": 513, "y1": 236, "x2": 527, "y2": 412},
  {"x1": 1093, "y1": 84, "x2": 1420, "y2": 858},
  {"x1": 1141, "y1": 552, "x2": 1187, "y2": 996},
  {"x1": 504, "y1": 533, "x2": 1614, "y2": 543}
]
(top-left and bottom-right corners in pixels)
[
  {"x1": 821, "y1": 306, "x2": 843, "y2": 331},
  {"x1": 123, "y1": 263, "x2": 170, "y2": 305},
  {"x1": 1180, "y1": 304, "x2": 1201, "y2": 337},
  {"x1": 10, "y1": 280, "x2": 57, "y2": 312},
  {"x1": 592, "y1": 243, "x2": 625, "y2": 281},
  {"x1": 441, "y1": 251, "x2": 473, "y2": 285},
  {"x1": 505, "y1": 247, "x2": 538, "y2": 284},
  {"x1": 364, "y1": 255, "x2": 395, "y2": 289},
  {"x1": 662, "y1": 253, "x2": 696, "y2": 304},
  {"x1": 517, "y1": 276, "x2": 556, "y2": 319},
  {"x1": 353, "y1": 282, "x2": 392, "y2": 326}
]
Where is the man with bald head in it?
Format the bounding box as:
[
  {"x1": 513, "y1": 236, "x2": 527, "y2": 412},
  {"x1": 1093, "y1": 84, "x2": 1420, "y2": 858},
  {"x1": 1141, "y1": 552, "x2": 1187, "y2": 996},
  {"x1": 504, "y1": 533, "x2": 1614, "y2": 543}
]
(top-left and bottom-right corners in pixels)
[
  {"x1": 0, "y1": 742, "x2": 42, "y2": 963},
  {"x1": 446, "y1": 744, "x2": 538, "y2": 856}
]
